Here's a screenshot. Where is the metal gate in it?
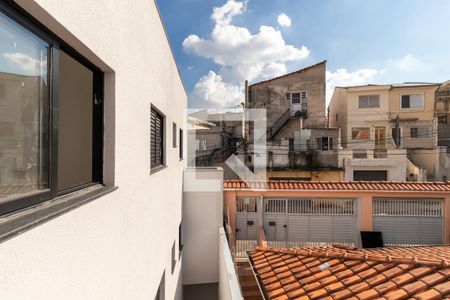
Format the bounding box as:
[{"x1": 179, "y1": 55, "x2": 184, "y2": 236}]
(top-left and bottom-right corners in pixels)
[
  {"x1": 264, "y1": 198, "x2": 357, "y2": 247},
  {"x1": 373, "y1": 198, "x2": 443, "y2": 246},
  {"x1": 235, "y1": 197, "x2": 259, "y2": 258},
  {"x1": 236, "y1": 197, "x2": 259, "y2": 240}
]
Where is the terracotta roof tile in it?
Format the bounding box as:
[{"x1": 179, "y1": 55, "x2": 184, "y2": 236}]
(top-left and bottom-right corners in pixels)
[
  {"x1": 223, "y1": 180, "x2": 450, "y2": 192},
  {"x1": 248, "y1": 245, "x2": 450, "y2": 299}
]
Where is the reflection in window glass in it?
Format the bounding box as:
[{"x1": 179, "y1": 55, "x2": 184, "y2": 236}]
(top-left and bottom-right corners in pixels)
[
  {"x1": 58, "y1": 51, "x2": 93, "y2": 191},
  {"x1": 0, "y1": 11, "x2": 49, "y2": 200}
]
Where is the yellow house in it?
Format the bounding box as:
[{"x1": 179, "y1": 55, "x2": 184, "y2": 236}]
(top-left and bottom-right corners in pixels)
[{"x1": 329, "y1": 82, "x2": 450, "y2": 181}]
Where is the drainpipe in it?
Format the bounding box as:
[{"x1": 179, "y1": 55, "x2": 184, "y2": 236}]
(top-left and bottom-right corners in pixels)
[{"x1": 257, "y1": 195, "x2": 266, "y2": 247}]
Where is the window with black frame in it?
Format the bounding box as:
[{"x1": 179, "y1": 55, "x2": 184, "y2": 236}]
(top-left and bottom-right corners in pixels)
[
  {"x1": 151, "y1": 106, "x2": 165, "y2": 171},
  {"x1": 179, "y1": 128, "x2": 183, "y2": 160},
  {"x1": 0, "y1": 4, "x2": 103, "y2": 215}
]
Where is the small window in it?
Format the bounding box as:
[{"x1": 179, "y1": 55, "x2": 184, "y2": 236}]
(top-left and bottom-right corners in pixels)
[
  {"x1": 291, "y1": 92, "x2": 301, "y2": 104},
  {"x1": 353, "y1": 149, "x2": 368, "y2": 159},
  {"x1": 285, "y1": 93, "x2": 291, "y2": 102},
  {"x1": 353, "y1": 170, "x2": 387, "y2": 181},
  {"x1": 178, "y1": 221, "x2": 183, "y2": 259},
  {"x1": 172, "y1": 122, "x2": 177, "y2": 147},
  {"x1": 196, "y1": 139, "x2": 207, "y2": 151},
  {"x1": 358, "y1": 95, "x2": 379, "y2": 108},
  {"x1": 316, "y1": 137, "x2": 334, "y2": 150},
  {"x1": 151, "y1": 107, "x2": 165, "y2": 171},
  {"x1": 401, "y1": 94, "x2": 424, "y2": 109},
  {"x1": 335, "y1": 113, "x2": 338, "y2": 122},
  {"x1": 179, "y1": 129, "x2": 183, "y2": 160},
  {"x1": 171, "y1": 240, "x2": 176, "y2": 274},
  {"x1": 410, "y1": 127, "x2": 431, "y2": 138},
  {"x1": 352, "y1": 128, "x2": 370, "y2": 140}
]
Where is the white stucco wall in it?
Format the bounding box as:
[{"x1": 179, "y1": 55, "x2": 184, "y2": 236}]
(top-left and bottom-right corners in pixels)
[
  {"x1": 183, "y1": 168, "x2": 223, "y2": 286},
  {"x1": 0, "y1": 1, "x2": 186, "y2": 299}
]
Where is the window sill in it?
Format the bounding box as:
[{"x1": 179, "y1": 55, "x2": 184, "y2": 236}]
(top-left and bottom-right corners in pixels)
[
  {"x1": 0, "y1": 184, "x2": 117, "y2": 243},
  {"x1": 151, "y1": 165, "x2": 167, "y2": 175}
]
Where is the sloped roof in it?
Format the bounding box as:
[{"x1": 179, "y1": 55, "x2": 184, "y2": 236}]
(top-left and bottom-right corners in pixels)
[
  {"x1": 248, "y1": 245, "x2": 450, "y2": 300},
  {"x1": 223, "y1": 180, "x2": 450, "y2": 192},
  {"x1": 249, "y1": 61, "x2": 326, "y2": 87}
]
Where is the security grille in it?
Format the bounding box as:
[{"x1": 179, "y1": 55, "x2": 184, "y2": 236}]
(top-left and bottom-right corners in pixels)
[
  {"x1": 151, "y1": 107, "x2": 164, "y2": 169},
  {"x1": 373, "y1": 198, "x2": 443, "y2": 246},
  {"x1": 265, "y1": 199, "x2": 286, "y2": 214},
  {"x1": 287, "y1": 199, "x2": 355, "y2": 215},
  {"x1": 373, "y1": 199, "x2": 442, "y2": 217},
  {"x1": 237, "y1": 197, "x2": 258, "y2": 213}
]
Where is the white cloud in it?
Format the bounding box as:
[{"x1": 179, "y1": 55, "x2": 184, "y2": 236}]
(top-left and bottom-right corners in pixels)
[
  {"x1": 326, "y1": 68, "x2": 379, "y2": 105},
  {"x1": 277, "y1": 13, "x2": 292, "y2": 27},
  {"x1": 184, "y1": 0, "x2": 309, "y2": 107},
  {"x1": 192, "y1": 71, "x2": 243, "y2": 108},
  {"x1": 211, "y1": 0, "x2": 247, "y2": 26},
  {"x1": 386, "y1": 54, "x2": 422, "y2": 72},
  {"x1": 3, "y1": 52, "x2": 47, "y2": 75}
]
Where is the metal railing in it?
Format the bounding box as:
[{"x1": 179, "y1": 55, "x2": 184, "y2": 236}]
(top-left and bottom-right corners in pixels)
[
  {"x1": 264, "y1": 199, "x2": 356, "y2": 215},
  {"x1": 266, "y1": 241, "x2": 355, "y2": 248},
  {"x1": 373, "y1": 199, "x2": 443, "y2": 217},
  {"x1": 235, "y1": 240, "x2": 257, "y2": 260},
  {"x1": 237, "y1": 197, "x2": 258, "y2": 213}
]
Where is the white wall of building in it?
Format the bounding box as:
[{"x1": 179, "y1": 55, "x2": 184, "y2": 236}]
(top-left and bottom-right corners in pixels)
[
  {"x1": 183, "y1": 168, "x2": 224, "y2": 286},
  {"x1": 0, "y1": 1, "x2": 186, "y2": 299}
]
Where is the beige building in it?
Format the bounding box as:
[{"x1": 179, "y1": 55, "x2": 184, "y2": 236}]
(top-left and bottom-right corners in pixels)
[
  {"x1": 329, "y1": 82, "x2": 450, "y2": 181},
  {"x1": 247, "y1": 61, "x2": 327, "y2": 141},
  {"x1": 243, "y1": 61, "x2": 343, "y2": 179}
]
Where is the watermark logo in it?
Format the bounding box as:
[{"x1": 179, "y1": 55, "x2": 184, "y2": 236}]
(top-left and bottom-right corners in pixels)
[{"x1": 185, "y1": 108, "x2": 267, "y2": 192}]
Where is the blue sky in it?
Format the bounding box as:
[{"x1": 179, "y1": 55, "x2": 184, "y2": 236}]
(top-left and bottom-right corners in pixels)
[{"x1": 157, "y1": 0, "x2": 450, "y2": 108}]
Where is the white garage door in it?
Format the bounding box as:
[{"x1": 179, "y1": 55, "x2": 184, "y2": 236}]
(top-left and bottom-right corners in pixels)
[
  {"x1": 264, "y1": 198, "x2": 357, "y2": 247},
  {"x1": 373, "y1": 198, "x2": 443, "y2": 246}
]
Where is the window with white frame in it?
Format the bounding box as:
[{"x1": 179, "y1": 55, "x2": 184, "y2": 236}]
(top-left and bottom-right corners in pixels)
[
  {"x1": 358, "y1": 95, "x2": 380, "y2": 108},
  {"x1": 401, "y1": 94, "x2": 424, "y2": 109},
  {"x1": 286, "y1": 91, "x2": 307, "y2": 104}
]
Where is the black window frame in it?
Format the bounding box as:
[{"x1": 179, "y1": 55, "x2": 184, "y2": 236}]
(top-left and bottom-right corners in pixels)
[
  {"x1": 171, "y1": 240, "x2": 176, "y2": 274},
  {"x1": 172, "y1": 122, "x2": 177, "y2": 148},
  {"x1": 0, "y1": 1, "x2": 104, "y2": 216},
  {"x1": 178, "y1": 221, "x2": 183, "y2": 259},
  {"x1": 150, "y1": 105, "x2": 166, "y2": 173},
  {"x1": 179, "y1": 128, "x2": 183, "y2": 160}
]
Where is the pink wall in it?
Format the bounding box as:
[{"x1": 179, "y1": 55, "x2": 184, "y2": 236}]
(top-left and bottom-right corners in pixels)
[{"x1": 224, "y1": 190, "x2": 450, "y2": 244}]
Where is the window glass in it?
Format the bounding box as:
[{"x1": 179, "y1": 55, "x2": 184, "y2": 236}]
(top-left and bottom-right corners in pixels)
[
  {"x1": 0, "y1": 11, "x2": 50, "y2": 200},
  {"x1": 291, "y1": 92, "x2": 301, "y2": 104},
  {"x1": 402, "y1": 94, "x2": 424, "y2": 108},
  {"x1": 410, "y1": 127, "x2": 418, "y2": 138},
  {"x1": 172, "y1": 122, "x2": 177, "y2": 147},
  {"x1": 179, "y1": 129, "x2": 183, "y2": 159},
  {"x1": 58, "y1": 51, "x2": 93, "y2": 191},
  {"x1": 359, "y1": 95, "x2": 379, "y2": 108}
]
